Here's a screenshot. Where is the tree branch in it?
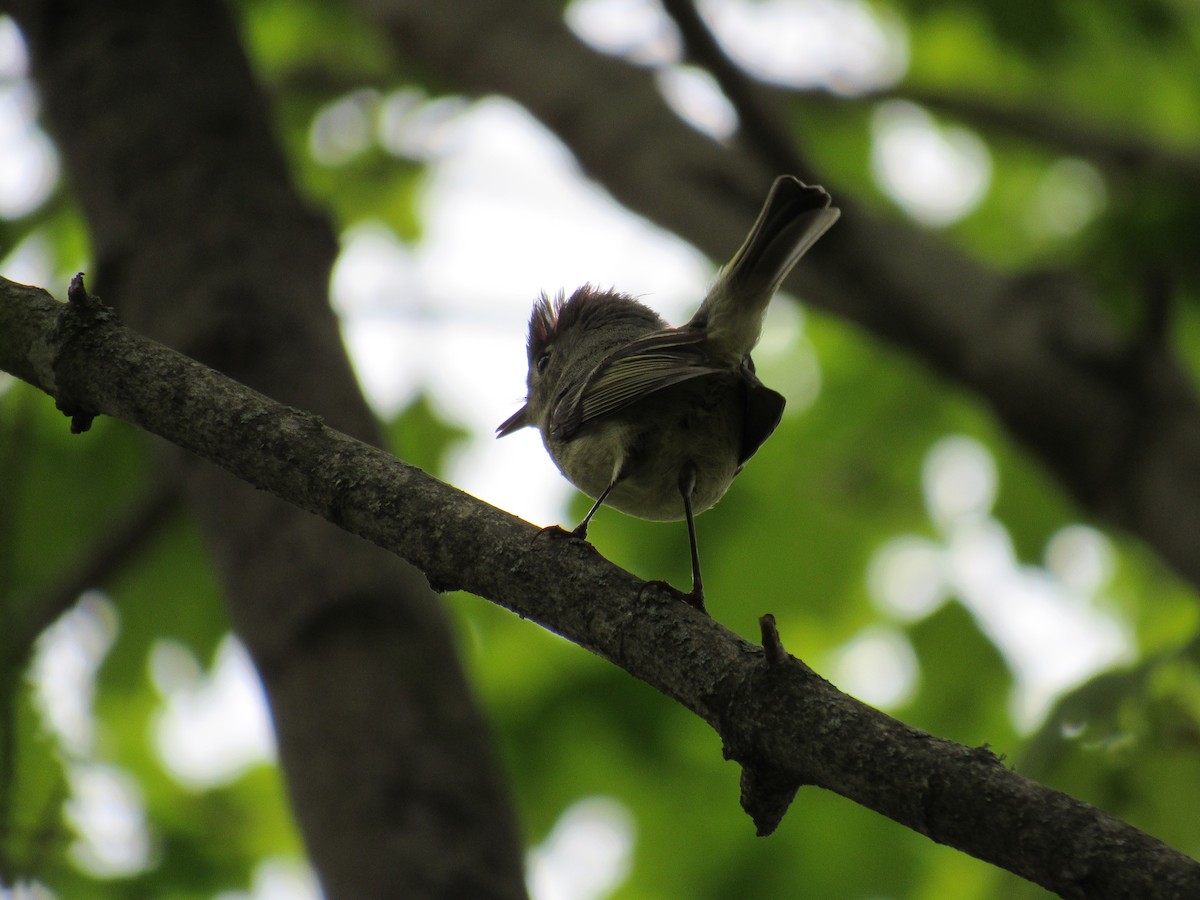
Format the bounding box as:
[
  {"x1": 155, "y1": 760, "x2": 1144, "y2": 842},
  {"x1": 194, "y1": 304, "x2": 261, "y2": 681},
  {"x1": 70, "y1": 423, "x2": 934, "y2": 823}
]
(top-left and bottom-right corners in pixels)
[
  {"x1": 798, "y1": 84, "x2": 1200, "y2": 188},
  {"x1": 658, "y1": 0, "x2": 815, "y2": 181},
  {"x1": 4, "y1": 276, "x2": 1197, "y2": 898}
]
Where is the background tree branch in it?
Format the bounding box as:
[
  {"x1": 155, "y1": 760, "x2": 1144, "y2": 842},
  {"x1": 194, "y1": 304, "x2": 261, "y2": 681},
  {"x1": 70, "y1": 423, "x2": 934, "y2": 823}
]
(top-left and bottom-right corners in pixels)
[
  {"x1": 0, "y1": 472, "x2": 178, "y2": 674},
  {"x1": 3, "y1": 274, "x2": 1199, "y2": 898}
]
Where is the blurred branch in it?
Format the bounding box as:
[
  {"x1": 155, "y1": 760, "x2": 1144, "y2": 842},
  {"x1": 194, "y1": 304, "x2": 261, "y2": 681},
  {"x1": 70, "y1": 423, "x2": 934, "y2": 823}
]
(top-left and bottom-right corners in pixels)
[
  {"x1": 0, "y1": 387, "x2": 36, "y2": 624},
  {"x1": 358, "y1": 0, "x2": 1200, "y2": 601},
  {"x1": 663, "y1": 0, "x2": 1200, "y2": 186},
  {"x1": 658, "y1": 0, "x2": 814, "y2": 180},
  {"x1": 0, "y1": 471, "x2": 179, "y2": 674},
  {"x1": 3, "y1": 275, "x2": 1199, "y2": 898},
  {"x1": 662, "y1": 0, "x2": 1200, "y2": 187},
  {"x1": 798, "y1": 84, "x2": 1200, "y2": 187}
]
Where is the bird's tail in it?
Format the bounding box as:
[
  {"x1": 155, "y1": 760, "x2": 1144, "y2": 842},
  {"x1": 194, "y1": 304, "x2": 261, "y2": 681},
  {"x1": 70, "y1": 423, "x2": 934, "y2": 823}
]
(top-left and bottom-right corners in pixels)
[{"x1": 691, "y1": 176, "x2": 840, "y2": 360}]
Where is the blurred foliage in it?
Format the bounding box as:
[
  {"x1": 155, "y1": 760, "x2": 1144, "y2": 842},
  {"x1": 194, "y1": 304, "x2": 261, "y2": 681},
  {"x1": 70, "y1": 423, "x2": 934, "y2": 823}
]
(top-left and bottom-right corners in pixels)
[{"x1": 2, "y1": 0, "x2": 1200, "y2": 897}]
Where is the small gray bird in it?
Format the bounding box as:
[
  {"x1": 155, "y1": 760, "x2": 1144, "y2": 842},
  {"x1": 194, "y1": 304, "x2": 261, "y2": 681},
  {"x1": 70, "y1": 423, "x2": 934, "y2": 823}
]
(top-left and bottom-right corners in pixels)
[{"x1": 497, "y1": 176, "x2": 839, "y2": 610}]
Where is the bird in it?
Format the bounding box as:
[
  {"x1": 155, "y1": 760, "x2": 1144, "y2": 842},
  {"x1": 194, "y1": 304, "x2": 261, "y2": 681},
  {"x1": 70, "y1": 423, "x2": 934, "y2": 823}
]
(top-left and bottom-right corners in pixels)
[{"x1": 497, "y1": 175, "x2": 840, "y2": 610}]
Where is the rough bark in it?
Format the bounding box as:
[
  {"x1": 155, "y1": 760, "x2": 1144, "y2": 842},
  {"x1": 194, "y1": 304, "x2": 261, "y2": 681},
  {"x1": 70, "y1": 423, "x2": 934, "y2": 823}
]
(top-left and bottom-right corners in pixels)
[
  {"x1": 3, "y1": 2, "x2": 527, "y2": 897},
  {"x1": 4, "y1": 275, "x2": 1198, "y2": 900}
]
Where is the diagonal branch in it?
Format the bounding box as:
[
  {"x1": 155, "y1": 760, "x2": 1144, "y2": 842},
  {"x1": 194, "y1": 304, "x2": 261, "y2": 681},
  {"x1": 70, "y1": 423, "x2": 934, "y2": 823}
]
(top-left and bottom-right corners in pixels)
[
  {"x1": 0, "y1": 472, "x2": 179, "y2": 673},
  {"x1": 806, "y1": 84, "x2": 1200, "y2": 187},
  {"x1": 663, "y1": 0, "x2": 1200, "y2": 189},
  {"x1": 658, "y1": 0, "x2": 815, "y2": 181},
  {"x1": 4, "y1": 275, "x2": 1198, "y2": 898}
]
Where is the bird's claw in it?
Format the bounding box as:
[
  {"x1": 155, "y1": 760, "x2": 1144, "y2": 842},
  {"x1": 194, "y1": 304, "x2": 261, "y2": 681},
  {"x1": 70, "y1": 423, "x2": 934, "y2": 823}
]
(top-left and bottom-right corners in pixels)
[
  {"x1": 638, "y1": 579, "x2": 706, "y2": 613},
  {"x1": 531, "y1": 523, "x2": 589, "y2": 547}
]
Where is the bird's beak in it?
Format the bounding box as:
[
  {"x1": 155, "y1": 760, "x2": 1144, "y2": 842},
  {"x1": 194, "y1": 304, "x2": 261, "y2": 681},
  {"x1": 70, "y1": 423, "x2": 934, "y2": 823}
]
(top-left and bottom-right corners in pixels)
[{"x1": 496, "y1": 405, "x2": 530, "y2": 437}]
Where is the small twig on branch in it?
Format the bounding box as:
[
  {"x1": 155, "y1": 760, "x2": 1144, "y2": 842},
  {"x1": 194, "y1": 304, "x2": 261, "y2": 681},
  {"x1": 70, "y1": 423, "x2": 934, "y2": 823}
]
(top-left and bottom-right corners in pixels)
[
  {"x1": 758, "y1": 613, "x2": 788, "y2": 667},
  {"x1": 729, "y1": 615, "x2": 805, "y2": 835},
  {"x1": 737, "y1": 760, "x2": 803, "y2": 837},
  {"x1": 52, "y1": 273, "x2": 112, "y2": 434}
]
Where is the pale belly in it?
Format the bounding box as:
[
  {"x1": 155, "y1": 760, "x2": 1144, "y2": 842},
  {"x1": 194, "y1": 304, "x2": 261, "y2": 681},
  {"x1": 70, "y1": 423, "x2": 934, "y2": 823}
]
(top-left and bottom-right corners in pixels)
[{"x1": 545, "y1": 377, "x2": 744, "y2": 522}]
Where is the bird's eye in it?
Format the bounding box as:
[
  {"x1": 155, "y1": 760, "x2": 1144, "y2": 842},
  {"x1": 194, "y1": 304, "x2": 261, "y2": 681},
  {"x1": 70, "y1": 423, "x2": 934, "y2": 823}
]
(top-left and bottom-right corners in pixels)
[{"x1": 536, "y1": 352, "x2": 551, "y2": 374}]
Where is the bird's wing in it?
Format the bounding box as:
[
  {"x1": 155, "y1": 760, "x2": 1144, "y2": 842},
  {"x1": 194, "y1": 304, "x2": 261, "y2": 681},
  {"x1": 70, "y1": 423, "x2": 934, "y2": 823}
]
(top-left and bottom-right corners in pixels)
[
  {"x1": 549, "y1": 329, "x2": 723, "y2": 440},
  {"x1": 738, "y1": 358, "x2": 786, "y2": 466}
]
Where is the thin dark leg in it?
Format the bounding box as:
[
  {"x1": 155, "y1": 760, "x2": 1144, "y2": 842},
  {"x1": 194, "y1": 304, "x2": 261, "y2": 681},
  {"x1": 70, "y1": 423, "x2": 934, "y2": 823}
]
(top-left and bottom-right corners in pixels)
[
  {"x1": 572, "y1": 480, "x2": 617, "y2": 539},
  {"x1": 636, "y1": 464, "x2": 707, "y2": 611},
  {"x1": 679, "y1": 464, "x2": 705, "y2": 611}
]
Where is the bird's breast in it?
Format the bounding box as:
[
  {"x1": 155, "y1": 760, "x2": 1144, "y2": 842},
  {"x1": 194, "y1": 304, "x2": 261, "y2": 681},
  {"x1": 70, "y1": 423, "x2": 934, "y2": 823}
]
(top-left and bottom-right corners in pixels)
[{"x1": 545, "y1": 375, "x2": 745, "y2": 522}]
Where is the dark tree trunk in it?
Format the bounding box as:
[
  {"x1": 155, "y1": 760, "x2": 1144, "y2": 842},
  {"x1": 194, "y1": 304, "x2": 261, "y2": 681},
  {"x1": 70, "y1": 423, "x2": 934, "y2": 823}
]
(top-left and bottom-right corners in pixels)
[{"x1": 5, "y1": 1, "x2": 528, "y2": 896}]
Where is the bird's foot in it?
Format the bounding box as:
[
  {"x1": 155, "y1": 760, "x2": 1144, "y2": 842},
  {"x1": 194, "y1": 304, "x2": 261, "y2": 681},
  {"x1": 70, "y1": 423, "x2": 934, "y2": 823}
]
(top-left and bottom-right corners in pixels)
[
  {"x1": 639, "y1": 579, "x2": 706, "y2": 613},
  {"x1": 531, "y1": 523, "x2": 590, "y2": 546}
]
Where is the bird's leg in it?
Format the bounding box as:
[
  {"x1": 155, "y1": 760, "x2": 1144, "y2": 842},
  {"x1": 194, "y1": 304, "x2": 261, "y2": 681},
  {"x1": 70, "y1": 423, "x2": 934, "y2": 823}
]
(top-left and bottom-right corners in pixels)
[
  {"x1": 678, "y1": 464, "x2": 705, "y2": 611},
  {"x1": 534, "y1": 479, "x2": 618, "y2": 544},
  {"x1": 571, "y1": 480, "x2": 617, "y2": 539},
  {"x1": 638, "y1": 463, "x2": 706, "y2": 613}
]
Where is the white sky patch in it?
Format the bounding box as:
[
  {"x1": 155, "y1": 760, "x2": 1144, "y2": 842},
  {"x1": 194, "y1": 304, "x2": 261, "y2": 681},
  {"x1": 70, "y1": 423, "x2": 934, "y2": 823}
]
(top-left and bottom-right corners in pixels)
[
  {"x1": 416, "y1": 100, "x2": 709, "y2": 320},
  {"x1": 568, "y1": 0, "x2": 906, "y2": 136},
  {"x1": 64, "y1": 762, "x2": 152, "y2": 877},
  {"x1": 0, "y1": 883, "x2": 57, "y2": 900},
  {"x1": 655, "y1": 65, "x2": 738, "y2": 139},
  {"x1": 1044, "y1": 524, "x2": 1114, "y2": 596},
  {"x1": 332, "y1": 97, "x2": 714, "y2": 526},
  {"x1": 150, "y1": 635, "x2": 276, "y2": 790},
  {"x1": 869, "y1": 434, "x2": 1134, "y2": 730},
  {"x1": 310, "y1": 89, "x2": 378, "y2": 166},
  {"x1": 947, "y1": 518, "x2": 1130, "y2": 729},
  {"x1": 828, "y1": 625, "x2": 920, "y2": 709},
  {"x1": 527, "y1": 797, "x2": 635, "y2": 900},
  {"x1": 868, "y1": 535, "x2": 947, "y2": 621},
  {"x1": 377, "y1": 91, "x2": 468, "y2": 160},
  {"x1": 568, "y1": 0, "x2": 907, "y2": 92},
  {"x1": 30, "y1": 592, "x2": 118, "y2": 757},
  {"x1": 0, "y1": 227, "x2": 57, "y2": 289},
  {"x1": 871, "y1": 100, "x2": 992, "y2": 226},
  {"x1": 0, "y1": 16, "x2": 28, "y2": 77},
  {"x1": 215, "y1": 857, "x2": 323, "y2": 900},
  {"x1": 698, "y1": 0, "x2": 908, "y2": 92},
  {"x1": 0, "y1": 86, "x2": 57, "y2": 219},
  {"x1": 922, "y1": 434, "x2": 998, "y2": 528},
  {"x1": 331, "y1": 221, "x2": 431, "y2": 413},
  {"x1": 27, "y1": 596, "x2": 154, "y2": 879},
  {"x1": 566, "y1": 0, "x2": 681, "y2": 64},
  {"x1": 0, "y1": 20, "x2": 58, "y2": 219},
  {"x1": 1027, "y1": 157, "x2": 1107, "y2": 239}
]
